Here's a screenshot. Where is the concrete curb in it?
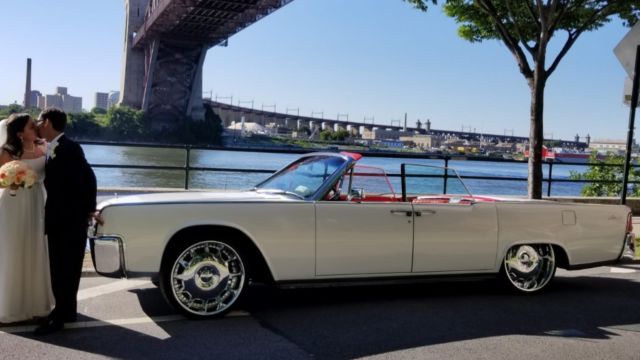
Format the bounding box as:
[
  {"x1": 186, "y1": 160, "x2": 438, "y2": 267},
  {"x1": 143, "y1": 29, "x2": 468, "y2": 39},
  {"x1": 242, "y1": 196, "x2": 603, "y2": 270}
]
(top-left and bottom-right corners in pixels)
[
  {"x1": 82, "y1": 253, "x2": 99, "y2": 278},
  {"x1": 81, "y1": 269, "x2": 100, "y2": 278}
]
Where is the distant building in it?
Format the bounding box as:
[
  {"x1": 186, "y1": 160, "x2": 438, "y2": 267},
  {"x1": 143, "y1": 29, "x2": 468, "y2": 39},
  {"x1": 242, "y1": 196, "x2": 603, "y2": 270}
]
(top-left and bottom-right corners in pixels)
[
  {"x1": 43, "y1": 87, "x2": 82, "y2": 113},
  {"x1": 63, "y1": 95, "x2": 82, "y2": 113},
  {"x1": 45, "y1": 94, "x2": 63, "y2": 109},
  {"x1": 399, "y1": 134, "x2": 441, "y2": 149},
  {"x1": 107, "y1": 91, "x2": 120, "y2": 109},
  {"x1": 37, "y1": 95, "x2": 46, "y2": 110},
  {"x1": 94, "y1": 92, "x2": 109, "y2": 110},
  {"x1": 588, "y1": 139, "x2": 629, "y2": 154},
  {"x1": 361, "y1": 128, "x2": 415, "y2": 141},
  {"x1": 28, "y1": 90, "x2": 41, "y2": 109}
]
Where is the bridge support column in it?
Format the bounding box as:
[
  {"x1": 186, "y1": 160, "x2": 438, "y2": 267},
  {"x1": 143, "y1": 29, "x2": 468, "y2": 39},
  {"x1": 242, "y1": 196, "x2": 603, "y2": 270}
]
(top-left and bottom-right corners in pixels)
[
  {"x1": 121, "y1": 0, "x2": 206, "y2": 131},
  {"x1": 120, "y1": 0, "x2": 149, "y2": 109},
  {"x1": 142, "y1": 41, "x2": 207, "y2": 130}
]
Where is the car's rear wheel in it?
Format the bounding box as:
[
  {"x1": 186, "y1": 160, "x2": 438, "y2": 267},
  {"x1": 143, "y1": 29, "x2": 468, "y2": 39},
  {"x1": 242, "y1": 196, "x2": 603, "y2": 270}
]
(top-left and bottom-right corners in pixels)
[
  {"x1": 502, "y1": 244, "x2": 556, "y2": 293},
  {"x1": 160, "y1": 239, "x2": 247, "y2": 318}
]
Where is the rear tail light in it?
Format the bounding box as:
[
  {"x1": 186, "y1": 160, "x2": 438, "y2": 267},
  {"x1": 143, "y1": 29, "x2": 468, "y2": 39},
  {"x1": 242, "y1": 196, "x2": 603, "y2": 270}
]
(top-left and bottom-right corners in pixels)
[{"x1": 626, "y1": 212, "x2": 633, "y2": 233}]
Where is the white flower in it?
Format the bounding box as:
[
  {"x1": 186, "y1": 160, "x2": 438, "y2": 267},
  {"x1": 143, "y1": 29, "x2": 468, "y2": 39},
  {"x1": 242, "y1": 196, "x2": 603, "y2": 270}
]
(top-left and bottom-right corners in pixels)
[{"x1": 48, "y1": 142, "x2": 59, "y2": 160}]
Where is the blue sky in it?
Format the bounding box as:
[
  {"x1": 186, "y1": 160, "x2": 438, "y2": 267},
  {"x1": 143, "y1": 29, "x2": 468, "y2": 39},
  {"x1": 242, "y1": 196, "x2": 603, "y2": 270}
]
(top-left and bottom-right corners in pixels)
[{"x1": 0, "y1": 0, "x2": 635, "y2": 141}]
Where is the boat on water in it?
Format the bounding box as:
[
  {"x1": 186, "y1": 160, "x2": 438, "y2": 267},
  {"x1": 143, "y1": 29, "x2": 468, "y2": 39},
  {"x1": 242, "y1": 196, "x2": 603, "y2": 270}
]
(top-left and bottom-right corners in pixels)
[
  {"x1": 545, "y1": 148, "x2": 605, "y2": 164},
  {"x1": 525, "y1": 146, "x2": 609, "y2": 164}
]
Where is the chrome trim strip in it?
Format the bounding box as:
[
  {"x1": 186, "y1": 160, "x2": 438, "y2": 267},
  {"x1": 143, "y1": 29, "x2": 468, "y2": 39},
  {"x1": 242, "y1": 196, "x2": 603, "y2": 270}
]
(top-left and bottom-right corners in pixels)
[{"x1": 99, "y1": 200, "x2": 313, "y2": 210}]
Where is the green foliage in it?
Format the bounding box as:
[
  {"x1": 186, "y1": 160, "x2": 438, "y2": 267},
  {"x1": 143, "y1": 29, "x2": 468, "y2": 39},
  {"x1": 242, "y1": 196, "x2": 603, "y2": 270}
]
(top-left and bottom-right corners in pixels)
[
  {"x1": 319, "y1": 130, "x2": 333, "y2": 141},
  {"x1": 91, "y1": 107, "x2": 107, "y2": 115},
  {"x1": 0, "y1": 104, "x2": 27, "y2": 119},
  {"x1": 569, "y1": 152, "x2": 640, "y2": 197},
  {"x1": 67, "y1": 112, "x2": 103, "y2": 138},
  {"x1": 319, "y1": 129, "x2": 351, "y2": 142},
  {"x1": 151, "y1": 104, "x2": 223, "y2": 145},
  {"x1": 403, "y1": 1, "x2": 640, "y2": 57},
  {"x1": 107, "y1": 106, "x2": 146, "y2": 139},
  {"x1": 2, "y1": 103, "x2": 224, "y2": 146}
]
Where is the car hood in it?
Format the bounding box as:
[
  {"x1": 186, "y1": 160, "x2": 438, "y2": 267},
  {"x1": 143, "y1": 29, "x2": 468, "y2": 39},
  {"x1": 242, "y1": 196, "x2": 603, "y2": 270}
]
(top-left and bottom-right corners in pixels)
[{"x1": 97, "y1": 190, "x2": 299, "y2": 209}]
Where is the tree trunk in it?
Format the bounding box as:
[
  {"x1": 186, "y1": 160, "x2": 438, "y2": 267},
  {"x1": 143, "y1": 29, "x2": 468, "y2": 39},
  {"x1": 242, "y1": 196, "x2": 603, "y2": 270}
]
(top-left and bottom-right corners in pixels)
[{"x1": 527, "y1": 71, "x2": 546, "y2": 199}]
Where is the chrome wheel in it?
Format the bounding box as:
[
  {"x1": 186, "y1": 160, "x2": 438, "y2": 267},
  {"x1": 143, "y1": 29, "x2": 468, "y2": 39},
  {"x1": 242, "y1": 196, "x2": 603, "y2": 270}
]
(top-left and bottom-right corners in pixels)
[
  {"x1": 503, "y1": 244, "x2": 555, "y2": 293},
  {"x1": 170, "y1": 241, "x2": 245, "y2": 317}
]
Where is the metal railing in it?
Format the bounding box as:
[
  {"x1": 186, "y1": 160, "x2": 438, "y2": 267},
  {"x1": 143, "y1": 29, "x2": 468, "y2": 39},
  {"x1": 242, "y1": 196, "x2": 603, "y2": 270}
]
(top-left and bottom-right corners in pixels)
[{"x1": 79, "y1": 140, "x2": 640, "y2": 196}]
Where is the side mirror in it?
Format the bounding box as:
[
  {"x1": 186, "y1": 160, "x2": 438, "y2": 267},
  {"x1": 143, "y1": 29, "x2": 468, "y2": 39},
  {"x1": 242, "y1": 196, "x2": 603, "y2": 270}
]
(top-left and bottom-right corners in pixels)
[{"x1": 348, "y1": 188, "x2": 365, "y2": 201}]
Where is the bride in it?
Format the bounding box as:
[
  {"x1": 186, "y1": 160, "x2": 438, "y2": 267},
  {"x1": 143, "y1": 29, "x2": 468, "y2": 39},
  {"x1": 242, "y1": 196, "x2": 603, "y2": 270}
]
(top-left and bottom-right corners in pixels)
[{"x1": 0, "y1": 113, "x2": 55, "y2": 324}]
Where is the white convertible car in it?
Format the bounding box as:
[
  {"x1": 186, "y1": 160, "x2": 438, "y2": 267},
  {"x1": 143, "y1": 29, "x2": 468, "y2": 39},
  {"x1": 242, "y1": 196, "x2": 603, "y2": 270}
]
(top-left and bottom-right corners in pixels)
[{"x1": 91, "y1": 152, "x2": 636, "y2": 318}]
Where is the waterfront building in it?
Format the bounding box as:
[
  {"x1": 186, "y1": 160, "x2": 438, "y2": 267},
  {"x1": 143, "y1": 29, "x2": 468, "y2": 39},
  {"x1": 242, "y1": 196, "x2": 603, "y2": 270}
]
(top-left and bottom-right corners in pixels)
[
  {"x1": 95, "y1": 92, "x2": 109, "y2": 110},
  {"x1": 227, "y1": 121, "x2": 274, "y2": 136},
  {"x1": 588, "y1": 139, "x2": 630, "y2": 154},
  {"x1": 361, "y1": 128, "x2": 416, "y2": 141},
  {"x1": 43, "y1": 87, "x2": 83, "y2": 113},
  {"x1": 399, "y1": 134, "x2": 441, "y2": 150}
]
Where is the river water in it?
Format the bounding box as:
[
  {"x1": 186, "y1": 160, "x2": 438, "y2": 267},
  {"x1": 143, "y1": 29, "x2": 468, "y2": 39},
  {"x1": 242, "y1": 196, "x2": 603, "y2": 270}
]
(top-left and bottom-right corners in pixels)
[{"x1": 82, "y1": 144, "x2": 590, "y2": 196}]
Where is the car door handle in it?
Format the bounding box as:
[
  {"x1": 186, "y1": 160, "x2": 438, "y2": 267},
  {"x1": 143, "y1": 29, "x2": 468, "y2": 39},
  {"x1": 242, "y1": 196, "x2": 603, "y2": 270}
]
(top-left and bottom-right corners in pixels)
[
  {"x1": 390, "y1": 209, "x2": 412, "y2": 217},
  {"x1": 420, "y1": 210, "x2": 436, "y2": 215}
]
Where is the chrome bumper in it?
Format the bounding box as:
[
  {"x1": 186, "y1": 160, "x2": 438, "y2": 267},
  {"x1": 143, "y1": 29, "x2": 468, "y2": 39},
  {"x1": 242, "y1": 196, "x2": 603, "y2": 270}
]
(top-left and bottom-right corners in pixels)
[{"x1": 91, "y1": 235, "x2": 127, "y2": 278}]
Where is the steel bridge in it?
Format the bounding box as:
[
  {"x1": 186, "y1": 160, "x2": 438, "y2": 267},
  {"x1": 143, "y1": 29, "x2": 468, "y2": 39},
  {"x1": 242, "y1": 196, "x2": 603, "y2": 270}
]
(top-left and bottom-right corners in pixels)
[{"x1": 120, "y1": 0, "x2": 293, "y2": 130}]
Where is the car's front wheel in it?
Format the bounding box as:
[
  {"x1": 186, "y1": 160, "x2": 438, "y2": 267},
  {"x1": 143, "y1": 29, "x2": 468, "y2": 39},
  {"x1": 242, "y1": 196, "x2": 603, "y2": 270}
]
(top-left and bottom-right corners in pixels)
[
  {"x1": 159, "y1": 239, "x2": 247, "y2": 318},
  {"x1": 502, "y1": 244, "x2": 556, "y2": 293}
]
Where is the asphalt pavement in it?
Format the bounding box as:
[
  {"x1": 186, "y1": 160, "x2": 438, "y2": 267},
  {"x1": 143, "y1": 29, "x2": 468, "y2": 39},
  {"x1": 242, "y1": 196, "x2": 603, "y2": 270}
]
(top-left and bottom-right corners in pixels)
[{"x1": 1, "y1": 265, "x2": 640, "y2": 359}]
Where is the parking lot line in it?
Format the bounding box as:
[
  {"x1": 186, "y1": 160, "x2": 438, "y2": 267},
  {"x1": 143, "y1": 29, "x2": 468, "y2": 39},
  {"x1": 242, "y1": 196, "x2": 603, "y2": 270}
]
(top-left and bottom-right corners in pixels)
[{"x1": 77, "y1": 279, "x2": 151, "y2": 301}]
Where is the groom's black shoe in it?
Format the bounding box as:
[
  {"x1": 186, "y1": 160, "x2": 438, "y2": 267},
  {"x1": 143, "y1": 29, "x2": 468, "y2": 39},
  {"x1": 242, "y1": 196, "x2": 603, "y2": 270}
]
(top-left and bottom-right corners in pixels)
[
  {"x1": 62, "y1": 314, "x2": 77, "y2": 323},
  {"x1": 33, "y1": 317, "x2": 63, "y2": 336}
]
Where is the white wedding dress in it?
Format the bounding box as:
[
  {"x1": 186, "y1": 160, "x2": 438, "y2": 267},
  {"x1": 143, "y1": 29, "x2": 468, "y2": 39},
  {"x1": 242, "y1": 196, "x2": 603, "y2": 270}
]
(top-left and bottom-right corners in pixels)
[{"x1": 0, "y1": 156, "x2": 55, "y2": 323}]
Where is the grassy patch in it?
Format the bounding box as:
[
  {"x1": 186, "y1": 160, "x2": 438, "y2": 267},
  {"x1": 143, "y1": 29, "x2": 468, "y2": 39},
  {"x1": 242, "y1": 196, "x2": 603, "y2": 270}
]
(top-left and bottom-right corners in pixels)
[{"x1": 636, "y1": 237, "x2": 640, "y2": 258}]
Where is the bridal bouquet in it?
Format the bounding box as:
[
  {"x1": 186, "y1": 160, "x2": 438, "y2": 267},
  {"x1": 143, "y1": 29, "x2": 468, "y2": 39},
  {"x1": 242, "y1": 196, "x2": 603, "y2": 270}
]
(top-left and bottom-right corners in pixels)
[{"x1": 0, "y1": 160, "x2": 37, "y2": 196}]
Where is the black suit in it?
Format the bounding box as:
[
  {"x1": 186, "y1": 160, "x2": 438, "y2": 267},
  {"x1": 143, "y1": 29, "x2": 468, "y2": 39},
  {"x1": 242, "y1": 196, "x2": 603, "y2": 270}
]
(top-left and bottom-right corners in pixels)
[{"x1": 44, "y1": 135, "x2": 97, "y2": 322}]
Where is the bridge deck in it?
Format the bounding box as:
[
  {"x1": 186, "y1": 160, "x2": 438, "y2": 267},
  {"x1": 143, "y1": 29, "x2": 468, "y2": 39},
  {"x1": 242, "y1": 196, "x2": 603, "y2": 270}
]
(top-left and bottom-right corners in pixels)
[{"x1": 133, "y1": 0, "x2": 293, "y2": 47}]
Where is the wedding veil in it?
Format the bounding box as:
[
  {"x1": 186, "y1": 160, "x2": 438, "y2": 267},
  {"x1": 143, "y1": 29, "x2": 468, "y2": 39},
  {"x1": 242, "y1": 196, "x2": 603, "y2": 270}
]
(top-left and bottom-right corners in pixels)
[{"x1": 0, "y1": 118, "x2": 7, "y2": 146}]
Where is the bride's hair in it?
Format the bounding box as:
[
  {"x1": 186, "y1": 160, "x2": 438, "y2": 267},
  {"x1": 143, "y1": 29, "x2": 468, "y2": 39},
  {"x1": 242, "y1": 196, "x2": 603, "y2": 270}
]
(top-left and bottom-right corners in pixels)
[{"x1": 2, "y1": 113, "x2": 31, "y2": 159}]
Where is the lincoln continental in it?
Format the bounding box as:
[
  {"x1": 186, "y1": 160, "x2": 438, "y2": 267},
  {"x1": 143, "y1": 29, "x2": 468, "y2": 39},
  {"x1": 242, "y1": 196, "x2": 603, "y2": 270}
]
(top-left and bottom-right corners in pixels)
[{"x1": 90, "y1": 152, "x2": 636, "y2": 318}]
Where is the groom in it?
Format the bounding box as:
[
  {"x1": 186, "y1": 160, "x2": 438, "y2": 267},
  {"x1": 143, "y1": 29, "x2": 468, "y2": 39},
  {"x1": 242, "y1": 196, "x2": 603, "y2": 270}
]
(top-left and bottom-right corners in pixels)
[{"x1": 35, "y1": 107, "x2": 97, "y2": 335}]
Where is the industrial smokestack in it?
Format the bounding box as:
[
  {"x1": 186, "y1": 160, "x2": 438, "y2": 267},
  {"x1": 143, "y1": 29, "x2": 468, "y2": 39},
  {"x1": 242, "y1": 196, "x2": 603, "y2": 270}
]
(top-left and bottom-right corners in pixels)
[
  {"x1": 403, "y1": 112, "x2": 407, "y2": 132},
  {"x1": 24, "y1": 58, "x2": 32, "y2": 108}
]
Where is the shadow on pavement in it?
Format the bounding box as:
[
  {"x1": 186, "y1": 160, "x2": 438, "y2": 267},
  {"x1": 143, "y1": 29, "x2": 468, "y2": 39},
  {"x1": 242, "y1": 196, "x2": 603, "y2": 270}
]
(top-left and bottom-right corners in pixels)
[{"x1": 9, "y1": 275, "x2": 640, "y2": 359}]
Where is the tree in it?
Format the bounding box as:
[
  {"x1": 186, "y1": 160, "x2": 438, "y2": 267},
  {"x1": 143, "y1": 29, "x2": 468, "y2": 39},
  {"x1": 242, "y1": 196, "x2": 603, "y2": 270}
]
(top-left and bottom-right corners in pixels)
[
  {"x1": 333, "y1": 129, "x2": 351, "y2": 141},
  {"x1": 319, "y1": 129, "x2": 333, "y2": 141},
  {"x1": 67, "y1": 112, "x2": 102, "y2": 139},
  {"x1": 569, "y1": 152, "x2": 640, "y2": 196},
  {"x1": 0, "y1": 104, "x2": 24, "y2": 118},
  {"x1": 107, "y1": 106, "x2": 146, "y2": 139},
  {"x1": 404, "y1": 0, "x2": 639, "y2": 198},
  {"x1": 160, "y1": 104, "x2": 224, "y2": 145},
  {"x1": 91, "y1": 107, "x2": 107, "y2": 115}
]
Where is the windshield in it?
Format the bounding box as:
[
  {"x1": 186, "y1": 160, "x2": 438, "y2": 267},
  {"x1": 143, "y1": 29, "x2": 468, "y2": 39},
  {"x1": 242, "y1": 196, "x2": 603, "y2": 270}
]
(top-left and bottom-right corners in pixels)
[
  {"x1": 402, "y1": 163, "x2": 472, "y2": 197},
  {"x1": 255, "y1": 155, "x2": 347, "y2": 198}
]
